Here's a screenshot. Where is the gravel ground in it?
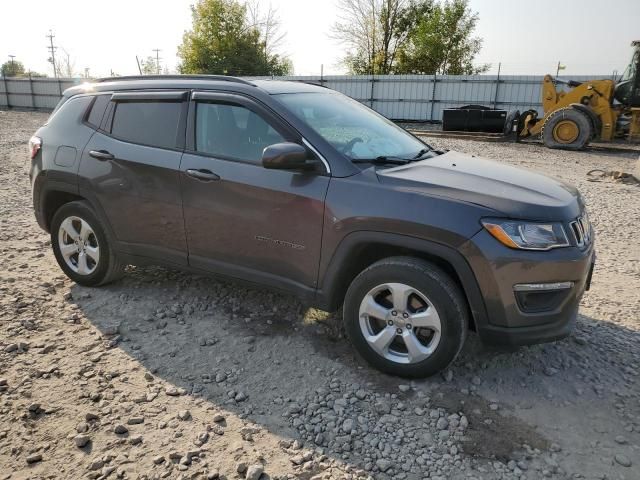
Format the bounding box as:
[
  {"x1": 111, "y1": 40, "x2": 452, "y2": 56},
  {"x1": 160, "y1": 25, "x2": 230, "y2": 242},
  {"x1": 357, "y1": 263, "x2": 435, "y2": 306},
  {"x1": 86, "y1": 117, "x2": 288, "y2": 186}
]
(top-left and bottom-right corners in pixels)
[{"x1": 0, "y1": 109, "x2": 639, "y2": 480}]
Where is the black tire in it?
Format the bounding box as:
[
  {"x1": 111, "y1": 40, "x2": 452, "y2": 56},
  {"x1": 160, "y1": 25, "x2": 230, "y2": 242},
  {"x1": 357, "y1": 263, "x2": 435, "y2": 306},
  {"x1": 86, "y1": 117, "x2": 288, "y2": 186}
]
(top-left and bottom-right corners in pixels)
[
  {"x1": 343, "y1": 256, "x2": 468, "y2": 378},
  {"x1": 541, "y1": 107, "x2": 592, "y2": 150},
  {"x1": 51, "y1": 201, "x2": 125, "y2": 286}
]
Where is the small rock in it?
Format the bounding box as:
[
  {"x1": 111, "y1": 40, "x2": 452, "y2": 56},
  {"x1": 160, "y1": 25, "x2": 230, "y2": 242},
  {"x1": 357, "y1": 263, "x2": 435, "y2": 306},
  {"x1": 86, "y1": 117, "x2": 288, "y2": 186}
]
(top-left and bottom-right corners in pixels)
[
  {"x1": 614, "y1": 435, "x2": 628, "y2": 444},
  {"x1": 26, "y1": 453, "x2": 42, "y2": 464},
  {"x1": 153, "y1": 455, "x2": 165, "y2": 465},
  {"x1": 245, "y1": 464, "x2": 264, "y2": 480},
  {"x1": 88, "y1": 458, "x2": 104, "y2": 470},
  {"x1": 614, "y1": 454, "x2": 632, "y2": 467},
  {"x1": 74, "y1": 434, "x2": 91, "y2": 448},
  {"x1": 376, "y1": 459, "x2": 392, "y2": 472},
  {"x1": 342, "y1": 418, "x2": 354, "y2": 434},
  {"x1": 127, "y1": 416, "x2": 144, "y2": 425},
  {"x1": 178, "y1": 410, "x2": 191, "y2": 421},
  {"x1": 436, "y1": 417, "x2": 449, "y2": 430},
  {"x1": 165, "y1": 387, "x2": 180, "y2": 396},
  {"x1": 129, "y1": 435, "x2": 143, "y2": 445},
  {"x1": 236, "y1": 462, "x2": 248, "y2": 473},
  {"x1": 113, "y1": 424, "x2": 128, "y2": 435},
  {"x1": 398, "y1": 384, "x2": 410, "y2": 393},
  {"x1": 85, "y1": 412, "x2": 99, "y2": 422},
  {"x1": 213, "y1": 413, "x2": 225, "y2": 423},
  {"x1": 215, "y1": 373, "x2": 227, "y2": 383}
]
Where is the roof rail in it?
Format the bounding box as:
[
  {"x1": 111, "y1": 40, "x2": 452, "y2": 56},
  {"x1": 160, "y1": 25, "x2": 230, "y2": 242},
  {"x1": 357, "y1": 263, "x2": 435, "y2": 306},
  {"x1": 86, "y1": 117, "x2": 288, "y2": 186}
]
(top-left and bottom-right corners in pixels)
[{"x1": 94, "y1": 74, "x2": 255, "y2": 86}]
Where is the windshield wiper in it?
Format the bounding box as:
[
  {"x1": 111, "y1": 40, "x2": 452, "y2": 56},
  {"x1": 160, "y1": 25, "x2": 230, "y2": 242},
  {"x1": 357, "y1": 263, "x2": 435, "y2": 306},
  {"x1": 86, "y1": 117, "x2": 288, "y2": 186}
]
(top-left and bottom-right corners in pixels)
[
  {"x1": 412, "y1": 148, "x2": 431, "y2": 159},
  {"x1": 351, "y1": 156, "x2": 410, "y2": 165}
]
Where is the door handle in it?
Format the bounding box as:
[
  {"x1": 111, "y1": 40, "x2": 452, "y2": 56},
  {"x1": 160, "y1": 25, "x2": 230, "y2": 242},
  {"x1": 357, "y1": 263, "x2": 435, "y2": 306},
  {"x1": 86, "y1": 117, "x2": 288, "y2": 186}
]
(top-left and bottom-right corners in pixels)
[
  {"x1": 89, "y1": 150, "x2": 115, "y2": 161},
  {"x1": 186, "y1": 168, "x2": 220, "y2": 181}
]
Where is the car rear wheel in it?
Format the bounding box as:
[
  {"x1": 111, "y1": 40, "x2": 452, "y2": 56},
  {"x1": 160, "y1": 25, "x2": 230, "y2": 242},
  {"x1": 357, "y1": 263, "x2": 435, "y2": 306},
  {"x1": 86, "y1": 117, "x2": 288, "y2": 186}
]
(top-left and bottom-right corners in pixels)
[
  {"x1": 343, "y1": 257, "x2": 468, "y2": 377},
  {"x1": 51, "y1": 201, "x2": 124, "y2": 286}
]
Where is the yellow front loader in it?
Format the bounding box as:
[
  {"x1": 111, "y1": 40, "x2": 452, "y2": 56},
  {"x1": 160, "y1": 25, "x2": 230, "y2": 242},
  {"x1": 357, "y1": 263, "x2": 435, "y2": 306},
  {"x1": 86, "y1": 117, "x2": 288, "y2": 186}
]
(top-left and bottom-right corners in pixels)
[{"x1": 518, "y1": 41, "x2": 640, "y2": 149}]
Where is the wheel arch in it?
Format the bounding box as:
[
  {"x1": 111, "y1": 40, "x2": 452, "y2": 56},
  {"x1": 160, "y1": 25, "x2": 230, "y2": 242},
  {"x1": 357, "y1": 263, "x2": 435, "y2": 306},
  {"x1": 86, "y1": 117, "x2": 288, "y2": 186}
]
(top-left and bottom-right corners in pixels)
[
  {"x1": 316, "y1": 231, "x2": 488, "y2": 331},
  {"x1": 39, "y1": 185, "x2": 116, "y2": 244},
  {"x1": 569, "y1": 103, "x2": 601, "y2": 140}
]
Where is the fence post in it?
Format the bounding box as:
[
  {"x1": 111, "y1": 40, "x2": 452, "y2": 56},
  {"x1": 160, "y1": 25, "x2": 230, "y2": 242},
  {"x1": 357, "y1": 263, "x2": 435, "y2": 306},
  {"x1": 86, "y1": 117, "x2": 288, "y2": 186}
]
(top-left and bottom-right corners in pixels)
[
  {"x1": 429, "y1": 74, "x2": 437, "y2": 121},
  {"x1": 493, "y1": 62, "x2": 501, "y2": 109},
  {"x1": 29, "y1": 73, "x2": 36, "y2": 109},
  {"x1": 2, "y1": 74, "x2": 10, "y2": 109},
  {"x1": 57, "y1": 77, "x2": 62, "y2": 97},
  {"x1": 369, "y1": 74, "x2": 375, "y2": 109}
]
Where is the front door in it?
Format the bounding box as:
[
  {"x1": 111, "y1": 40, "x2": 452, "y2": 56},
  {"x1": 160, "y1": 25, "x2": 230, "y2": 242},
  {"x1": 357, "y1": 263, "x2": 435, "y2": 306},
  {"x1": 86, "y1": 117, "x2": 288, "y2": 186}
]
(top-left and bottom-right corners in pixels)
[{"x1": 180, "y1": 92, "x2": 330, "y2": 293}]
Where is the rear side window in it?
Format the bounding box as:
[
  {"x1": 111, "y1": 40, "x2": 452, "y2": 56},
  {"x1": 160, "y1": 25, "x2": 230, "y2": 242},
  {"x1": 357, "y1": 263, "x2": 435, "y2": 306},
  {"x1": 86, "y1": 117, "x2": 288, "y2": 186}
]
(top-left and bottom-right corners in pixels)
[
  {"x1": 195, "y1": 102, "x2": 285, "y2": 164},
  {"x1": 86, "y1": 94, "x2": 110, "y2": 128},
  {"x1": 110, "y1": 101, "x2": 181, "y2": 149}
]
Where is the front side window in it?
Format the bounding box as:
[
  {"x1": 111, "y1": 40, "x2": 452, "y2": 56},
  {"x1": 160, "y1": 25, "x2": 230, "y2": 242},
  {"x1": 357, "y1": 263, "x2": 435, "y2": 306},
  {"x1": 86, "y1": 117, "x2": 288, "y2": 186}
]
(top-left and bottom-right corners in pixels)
[
  {"x1": 110, "y1": 101, "x2": 181, "y2": 149},
  {"x1": 195, "y1": 102, "x2": 285, "y2": 164},
  {"x1": 274, "y1": 92, "x2": 426, "y2": 161}
]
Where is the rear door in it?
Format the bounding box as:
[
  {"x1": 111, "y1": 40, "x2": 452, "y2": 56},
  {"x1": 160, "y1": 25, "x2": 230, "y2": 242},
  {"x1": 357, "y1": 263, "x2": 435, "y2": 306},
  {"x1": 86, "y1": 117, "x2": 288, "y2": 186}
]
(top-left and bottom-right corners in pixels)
[
  {"x1": 78, "y1": 91, "x2": 189, "y2": 265},
  {"x1": 180, "y1": 91, "x2": 330, "y2": 293}
]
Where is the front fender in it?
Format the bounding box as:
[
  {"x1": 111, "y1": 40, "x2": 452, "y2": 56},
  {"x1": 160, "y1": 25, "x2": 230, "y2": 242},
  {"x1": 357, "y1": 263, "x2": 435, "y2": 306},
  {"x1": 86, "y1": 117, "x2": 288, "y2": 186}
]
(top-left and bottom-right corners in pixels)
[{"x1": 315, "y1": 230, "x2": 488, "y2": 330}]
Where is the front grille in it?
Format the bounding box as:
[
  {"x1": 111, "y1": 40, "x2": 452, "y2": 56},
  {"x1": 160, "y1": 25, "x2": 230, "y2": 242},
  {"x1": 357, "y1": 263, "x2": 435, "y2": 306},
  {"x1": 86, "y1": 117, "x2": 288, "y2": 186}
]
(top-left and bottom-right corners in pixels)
[{"x1": 570, "y1": 214, "x2": 592, "y2": 247}]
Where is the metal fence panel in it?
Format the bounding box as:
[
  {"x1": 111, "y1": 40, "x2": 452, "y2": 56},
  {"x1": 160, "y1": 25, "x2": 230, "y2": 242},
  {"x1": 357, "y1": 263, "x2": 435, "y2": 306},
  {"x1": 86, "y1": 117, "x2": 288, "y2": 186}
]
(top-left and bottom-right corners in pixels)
[{"x1": 1, "y1": 74, "x2": 611, "y2": 121}]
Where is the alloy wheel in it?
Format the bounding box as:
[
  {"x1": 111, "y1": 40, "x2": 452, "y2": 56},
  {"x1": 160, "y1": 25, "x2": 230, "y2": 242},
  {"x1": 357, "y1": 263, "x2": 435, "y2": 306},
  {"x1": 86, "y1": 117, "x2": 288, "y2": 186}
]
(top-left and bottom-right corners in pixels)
[
  {"x1": 57, "y1": 216, "x2": 100, "y2": 275},
  {"x1": 358, "y1": 282, "x2": 441, "y2": 364}
]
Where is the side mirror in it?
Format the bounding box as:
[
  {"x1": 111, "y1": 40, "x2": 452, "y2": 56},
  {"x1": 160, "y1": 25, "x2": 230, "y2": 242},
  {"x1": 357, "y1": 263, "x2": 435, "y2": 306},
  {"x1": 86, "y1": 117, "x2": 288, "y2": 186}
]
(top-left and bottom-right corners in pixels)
[{"x1": 262, "y1": 142, "x2": 315, "y2": 170}]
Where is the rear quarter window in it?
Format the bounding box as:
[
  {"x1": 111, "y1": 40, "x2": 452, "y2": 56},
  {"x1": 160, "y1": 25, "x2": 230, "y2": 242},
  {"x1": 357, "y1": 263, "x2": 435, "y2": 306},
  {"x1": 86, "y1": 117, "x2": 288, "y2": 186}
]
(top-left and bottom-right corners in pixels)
[
  {"x1": 110, "y1": 101, "x2": 182, "y2": 150},
  {"x1": 45, "y1": 96, "x2": 94, "y2": 127},
  {"x1": 85, "y1": 94, "x2": 111, "y2": 129}
]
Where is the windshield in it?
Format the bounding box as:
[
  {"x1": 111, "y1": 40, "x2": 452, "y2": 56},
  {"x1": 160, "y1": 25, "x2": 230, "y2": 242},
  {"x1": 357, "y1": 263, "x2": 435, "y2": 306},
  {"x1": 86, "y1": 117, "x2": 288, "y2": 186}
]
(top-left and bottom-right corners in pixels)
[{"x1": 274, "y1": 92, "x2": 427, "y2": 160}]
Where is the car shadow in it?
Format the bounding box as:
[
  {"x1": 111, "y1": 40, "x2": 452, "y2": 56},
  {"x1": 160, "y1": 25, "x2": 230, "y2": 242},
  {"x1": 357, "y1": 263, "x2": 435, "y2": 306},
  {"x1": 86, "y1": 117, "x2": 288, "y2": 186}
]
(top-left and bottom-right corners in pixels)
[{"x1": 69, "y1": 264, "x2": 639, "y2": 476}]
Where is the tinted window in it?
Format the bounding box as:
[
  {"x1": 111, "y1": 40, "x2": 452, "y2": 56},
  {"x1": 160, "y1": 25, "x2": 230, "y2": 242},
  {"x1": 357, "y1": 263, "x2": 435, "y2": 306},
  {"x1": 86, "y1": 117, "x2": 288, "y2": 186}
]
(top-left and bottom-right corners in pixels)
[
  {"x1": 86, "y1": 94, "x2": 110, "y2": 128},
  {"x1": 195, "y1": 102, "x2": 285, "y2": 163},
  {"x1": 111, "y1": 101, "x2": 181, "y2": 149},
  {"x1": 46, "y1": 96, "x2": 93, "y2": 127}
]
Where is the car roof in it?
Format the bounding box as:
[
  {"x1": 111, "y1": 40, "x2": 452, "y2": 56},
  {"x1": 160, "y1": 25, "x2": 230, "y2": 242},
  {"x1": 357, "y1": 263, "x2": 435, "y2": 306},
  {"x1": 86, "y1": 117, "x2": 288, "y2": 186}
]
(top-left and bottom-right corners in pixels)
[{"x1": 63, "y1": 75, "x2": 329, "y2": 98}]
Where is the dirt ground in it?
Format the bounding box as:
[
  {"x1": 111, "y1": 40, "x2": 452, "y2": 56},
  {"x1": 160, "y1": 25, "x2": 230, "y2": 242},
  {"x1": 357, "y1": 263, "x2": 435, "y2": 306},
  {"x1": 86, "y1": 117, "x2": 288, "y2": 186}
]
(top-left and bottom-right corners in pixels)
[{"x1": 1, "y1": 109, "x2": 639, "y2": 480}]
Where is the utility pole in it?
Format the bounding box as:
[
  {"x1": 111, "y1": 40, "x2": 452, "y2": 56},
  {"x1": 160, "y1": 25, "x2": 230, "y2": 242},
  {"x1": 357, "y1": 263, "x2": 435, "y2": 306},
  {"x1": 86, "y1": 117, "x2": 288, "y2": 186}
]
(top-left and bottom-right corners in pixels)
[
  {"x1": 46, "y1": 30, "x2": 58, "y2": 78},
  {"x1": 8, "y1": 55, "x2": 15, "y2": 66},
  {"x1": 152, "y1": 49, "x2": 161, "y2": 74}
]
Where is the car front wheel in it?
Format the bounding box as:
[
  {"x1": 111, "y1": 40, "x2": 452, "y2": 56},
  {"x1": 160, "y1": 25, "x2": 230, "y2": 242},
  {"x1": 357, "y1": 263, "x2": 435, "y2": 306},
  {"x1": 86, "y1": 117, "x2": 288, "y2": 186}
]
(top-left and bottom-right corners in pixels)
[{"x1": 343, "y1": 257, "x2": 468, "y2": 377}]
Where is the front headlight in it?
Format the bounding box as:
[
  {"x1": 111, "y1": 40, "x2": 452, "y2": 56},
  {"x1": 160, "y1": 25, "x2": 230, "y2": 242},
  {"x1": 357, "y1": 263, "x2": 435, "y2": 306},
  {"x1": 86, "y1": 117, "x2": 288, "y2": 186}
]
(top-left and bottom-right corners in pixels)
[{"x1": 482, "y1": 219, "x2": 570, "y2": 250}]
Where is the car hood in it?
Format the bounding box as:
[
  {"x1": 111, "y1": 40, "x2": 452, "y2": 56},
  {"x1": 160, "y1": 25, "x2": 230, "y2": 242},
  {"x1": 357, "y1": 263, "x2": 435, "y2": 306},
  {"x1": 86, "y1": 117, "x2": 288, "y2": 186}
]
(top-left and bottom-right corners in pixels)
[{"x1": 377, "y1": 151, "x2": 582, "y2": 221}]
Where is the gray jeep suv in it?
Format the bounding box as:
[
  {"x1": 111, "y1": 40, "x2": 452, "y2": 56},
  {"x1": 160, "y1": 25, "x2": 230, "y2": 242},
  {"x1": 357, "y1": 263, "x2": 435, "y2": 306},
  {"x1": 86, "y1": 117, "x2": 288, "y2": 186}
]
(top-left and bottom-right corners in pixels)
[{"x1": 29, "y1": 75, "x2": 595, "y2": 377}]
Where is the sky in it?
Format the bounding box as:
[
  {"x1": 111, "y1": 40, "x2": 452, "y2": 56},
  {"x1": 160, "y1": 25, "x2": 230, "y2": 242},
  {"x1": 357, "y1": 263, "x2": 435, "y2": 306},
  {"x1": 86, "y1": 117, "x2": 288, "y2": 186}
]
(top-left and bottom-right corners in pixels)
[{"x1": 1, "y1": 0, "x2": 639, "y2": 78}]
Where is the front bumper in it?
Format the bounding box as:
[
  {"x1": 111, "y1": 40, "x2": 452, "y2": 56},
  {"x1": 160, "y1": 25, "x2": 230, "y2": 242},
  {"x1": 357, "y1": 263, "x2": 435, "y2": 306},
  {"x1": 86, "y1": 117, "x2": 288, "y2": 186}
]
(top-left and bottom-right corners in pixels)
[{"x1": 460, "y1": 229, "x2": 595, "y2": 346}]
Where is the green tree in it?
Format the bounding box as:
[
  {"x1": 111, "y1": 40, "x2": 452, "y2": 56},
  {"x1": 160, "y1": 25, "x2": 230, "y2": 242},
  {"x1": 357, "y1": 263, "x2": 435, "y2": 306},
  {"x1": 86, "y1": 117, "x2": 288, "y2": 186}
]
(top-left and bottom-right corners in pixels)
[
  {"x1": 333, "y1": 0, "x2": 414, "y2": 75},
  {"x1": 178, "y1": 0, "x2": 291, "y2": 76},
  {"x1": 140, "y1": 56, "x2": 160, "y2": 75},
  {"x1": 1, "y1": 60, "x2": 25, "y2": 77},
  {"x1": 396, "y1": 0, "x2": 489, "y2": 75}
]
